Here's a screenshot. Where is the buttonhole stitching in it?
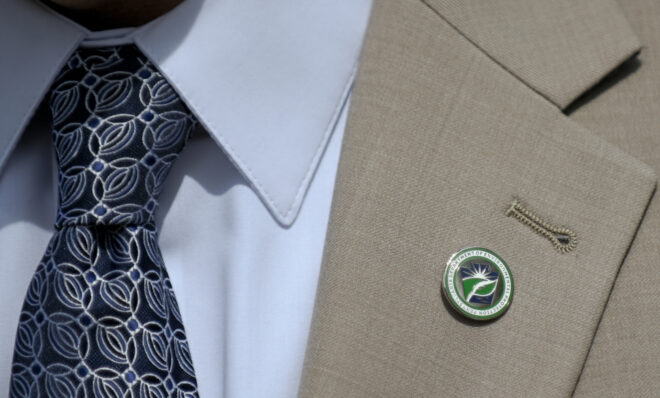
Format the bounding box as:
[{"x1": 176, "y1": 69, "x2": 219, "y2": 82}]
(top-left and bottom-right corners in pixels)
[{"x1": 505, "y1": 198, "x2": 577, "y2": 253}]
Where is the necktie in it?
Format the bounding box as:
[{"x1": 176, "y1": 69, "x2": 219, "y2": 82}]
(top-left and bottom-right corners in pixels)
[{"x1": 10, "y1": 45, "x2": 199, "y2": 398}]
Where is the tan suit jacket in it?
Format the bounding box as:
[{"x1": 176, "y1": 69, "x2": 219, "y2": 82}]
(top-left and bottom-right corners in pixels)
[{"x1": 299, "y1": 0, "x2": 660, "y2": 396}]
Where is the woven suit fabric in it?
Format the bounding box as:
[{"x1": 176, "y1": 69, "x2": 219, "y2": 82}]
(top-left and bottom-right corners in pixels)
[{"x1": 9, "y1": 45, "x2": 199, "y2": 397}]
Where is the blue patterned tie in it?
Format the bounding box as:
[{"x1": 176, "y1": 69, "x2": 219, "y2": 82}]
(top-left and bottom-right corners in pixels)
[{"x1": 9, "y1": 45, "x2": 200, "y2": 397}]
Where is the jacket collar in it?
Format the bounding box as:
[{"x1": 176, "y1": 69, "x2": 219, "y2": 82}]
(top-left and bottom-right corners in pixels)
[{"x1": 0, "y1": 0, "x2": 372, "y2": 225}]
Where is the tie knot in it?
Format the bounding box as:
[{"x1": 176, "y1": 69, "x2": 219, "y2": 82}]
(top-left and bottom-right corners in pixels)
[{"x1": 49, "y1": 45, "x2": 196, "y2": 228}]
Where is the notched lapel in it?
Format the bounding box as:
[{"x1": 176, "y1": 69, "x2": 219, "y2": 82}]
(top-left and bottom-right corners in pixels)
[
  {"x1": 422, "y1": 0, "x2": 641, "y2": 109},
  {"x1": 300, "y1": 0, "x2": 655, "y2": 396}
]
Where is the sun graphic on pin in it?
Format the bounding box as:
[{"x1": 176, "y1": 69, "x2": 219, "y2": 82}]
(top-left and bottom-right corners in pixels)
[{"x1": 460, "y1": 263, "x2": 499, "y2": 304}]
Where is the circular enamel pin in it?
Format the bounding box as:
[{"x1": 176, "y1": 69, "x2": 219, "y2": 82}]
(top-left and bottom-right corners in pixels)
[{"x1": 442, "y1": 247, "x2": 513, "y2": 321}]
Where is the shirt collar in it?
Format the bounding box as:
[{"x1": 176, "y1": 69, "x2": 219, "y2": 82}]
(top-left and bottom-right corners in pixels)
[{"x1": 0, "y1": 0, "x2": 372, "y2": 226}]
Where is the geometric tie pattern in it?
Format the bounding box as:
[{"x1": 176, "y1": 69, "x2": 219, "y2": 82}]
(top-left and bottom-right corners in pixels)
[{"x1": 9, "y1": 45, "x2": 199, "y2": 398}]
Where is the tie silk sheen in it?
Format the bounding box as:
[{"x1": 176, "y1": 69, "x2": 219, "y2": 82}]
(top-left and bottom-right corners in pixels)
[{"x1": 9, "y1": 45, "x2": 200, "y2": 397}]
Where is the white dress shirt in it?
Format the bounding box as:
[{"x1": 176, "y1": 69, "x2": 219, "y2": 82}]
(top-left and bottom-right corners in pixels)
[{"x1": 0, "y1": 0, "x2": 372, "y2": 396}]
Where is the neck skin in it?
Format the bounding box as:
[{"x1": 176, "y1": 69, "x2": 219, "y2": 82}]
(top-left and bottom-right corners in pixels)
[{"x1": 44, "y1": 0, "x2": 185, "y2": 30}]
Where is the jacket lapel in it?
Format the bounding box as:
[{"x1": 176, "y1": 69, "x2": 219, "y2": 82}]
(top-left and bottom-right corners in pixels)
[{"x1": 300, "y1": 0, "x2": 655, "y2": 396}]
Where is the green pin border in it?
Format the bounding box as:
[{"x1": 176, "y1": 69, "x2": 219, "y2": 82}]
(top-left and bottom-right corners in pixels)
[{"x1": 442, "y1": 247, "x2": 514, "y2": 321}]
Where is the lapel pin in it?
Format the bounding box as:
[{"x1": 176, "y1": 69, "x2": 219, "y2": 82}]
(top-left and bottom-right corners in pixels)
[{"x1": 442, "y1": 247, "x2": 514, "y2": 321}]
